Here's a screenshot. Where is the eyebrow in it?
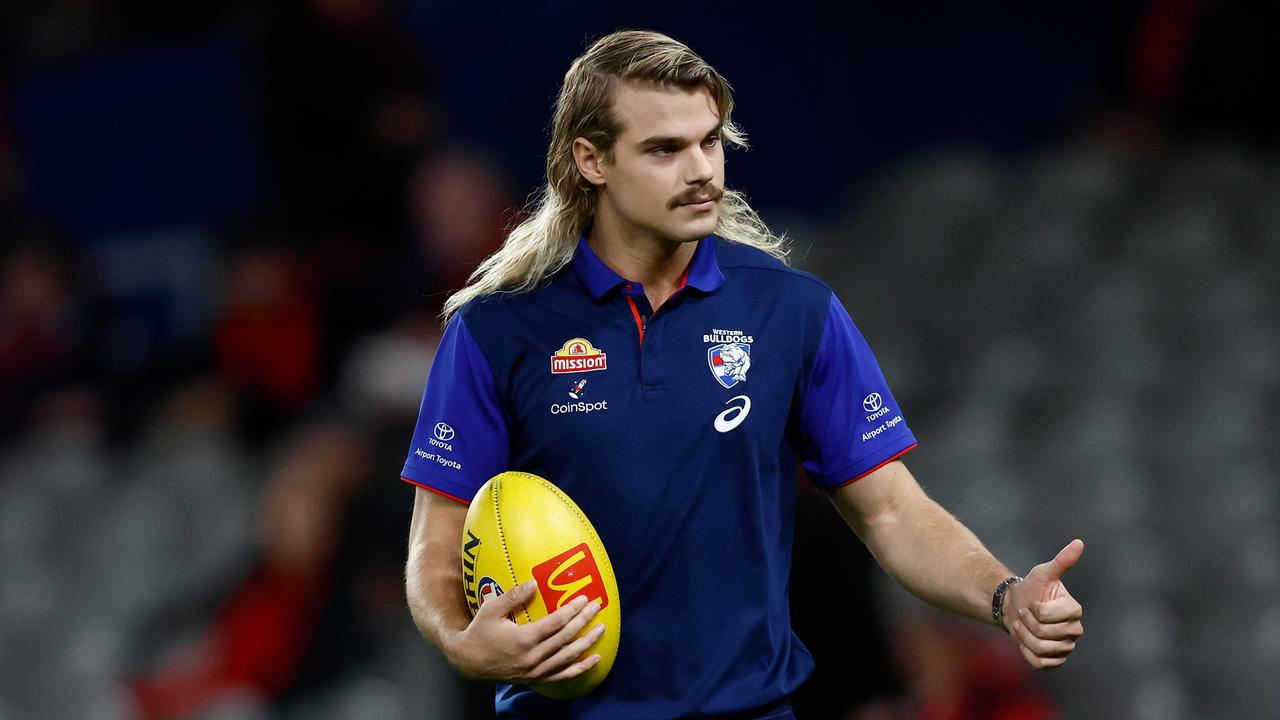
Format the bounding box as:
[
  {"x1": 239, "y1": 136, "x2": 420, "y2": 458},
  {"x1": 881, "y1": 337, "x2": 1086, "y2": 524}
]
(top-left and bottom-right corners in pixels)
[{"x1": 637, "y1": 123, "x2": 723, "y2": 149}]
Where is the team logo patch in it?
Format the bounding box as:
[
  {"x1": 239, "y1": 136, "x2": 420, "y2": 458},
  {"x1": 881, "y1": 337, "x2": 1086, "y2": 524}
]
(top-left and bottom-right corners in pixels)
[
  {"x1": 476, "y1": 576, "x2": 514, "y2": 621},
  {"x1": 477, "y1": 576, "x2": 504, "y2": 607},
  {"x1": 707, "y1": 343, "x2": 751, "y2": 388},
  {"x1": 551, "y1": 337, "x2": 607, "y2": 374},
  {"x1": 531, "y1": 542, "x2": 610, "y2": 613}
]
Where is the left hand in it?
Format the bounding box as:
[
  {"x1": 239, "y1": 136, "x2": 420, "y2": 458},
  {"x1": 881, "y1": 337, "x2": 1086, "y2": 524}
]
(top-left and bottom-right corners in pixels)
[{"x1": 1003, "y1": 539, "x2": 1085, "y2": 669}]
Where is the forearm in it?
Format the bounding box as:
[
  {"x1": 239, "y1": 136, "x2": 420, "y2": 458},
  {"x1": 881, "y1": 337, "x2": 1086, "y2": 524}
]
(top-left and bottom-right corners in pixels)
[
  {"x1": 404, "y1": 489, "x2": 474, "y2": 667},
  {"x1": 861, "y1": 493, "x2": 1010, "y2": 624},
  {"x1": 828, "y1": 462, "x2": 1011, "y2": 626}
]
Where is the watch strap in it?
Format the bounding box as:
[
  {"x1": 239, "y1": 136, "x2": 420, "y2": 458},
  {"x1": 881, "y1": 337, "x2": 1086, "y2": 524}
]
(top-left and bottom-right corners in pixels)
[{"x1": 992, "y1": 575, "x2": 1023, "y2": 629}]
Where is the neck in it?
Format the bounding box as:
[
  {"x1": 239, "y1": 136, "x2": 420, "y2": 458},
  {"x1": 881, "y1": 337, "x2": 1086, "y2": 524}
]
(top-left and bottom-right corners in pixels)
[{"x1": 586, "y1": 202, "x2": 697, "y2": 293}]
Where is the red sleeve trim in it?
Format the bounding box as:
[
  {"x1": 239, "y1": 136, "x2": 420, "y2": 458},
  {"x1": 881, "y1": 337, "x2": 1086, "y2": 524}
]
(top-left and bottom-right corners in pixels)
[
  {"x1": 400, "y1": 476, "x2": 470, "y2": 505},
  {"x1": 830, "y1": 443, "x2": 919, "y2": 489}
]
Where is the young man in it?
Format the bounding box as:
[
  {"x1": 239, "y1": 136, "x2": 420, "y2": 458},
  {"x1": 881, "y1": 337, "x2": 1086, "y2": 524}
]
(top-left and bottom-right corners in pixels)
[{"x1": 402, "y1": 30, "x2": 1084, "y2": 719}]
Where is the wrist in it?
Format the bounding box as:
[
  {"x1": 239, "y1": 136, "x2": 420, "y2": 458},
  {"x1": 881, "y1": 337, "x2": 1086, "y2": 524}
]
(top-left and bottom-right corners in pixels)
[{"x1": 991, "y1": 575, "x2": 1023, "y2": 632}]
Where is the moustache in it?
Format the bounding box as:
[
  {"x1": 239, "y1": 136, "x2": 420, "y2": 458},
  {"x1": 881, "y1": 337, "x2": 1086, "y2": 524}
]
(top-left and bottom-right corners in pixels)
[{"x1": 669, "y1": 185, "x2": 724, "y2": 210}]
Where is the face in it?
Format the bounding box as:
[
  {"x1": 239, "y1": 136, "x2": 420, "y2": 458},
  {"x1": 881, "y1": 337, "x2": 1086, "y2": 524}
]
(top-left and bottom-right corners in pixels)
[{"x1": 581, "y1": 81, "x2": 726, "y2": 244}]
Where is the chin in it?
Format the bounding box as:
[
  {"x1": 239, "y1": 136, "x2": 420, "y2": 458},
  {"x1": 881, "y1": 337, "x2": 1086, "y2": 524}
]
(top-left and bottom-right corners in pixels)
[{"x1": 666, "y1": 215, "x2": 718, "y2": 243}]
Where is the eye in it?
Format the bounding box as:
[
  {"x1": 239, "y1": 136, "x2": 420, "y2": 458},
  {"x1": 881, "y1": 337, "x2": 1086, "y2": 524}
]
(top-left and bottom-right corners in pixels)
[
  {"x1": 703, "y1": 135, "x2": 721, "y2": 147},
  {"x1": 653, "y1": 146, "x2": 676, "y2": 156}
]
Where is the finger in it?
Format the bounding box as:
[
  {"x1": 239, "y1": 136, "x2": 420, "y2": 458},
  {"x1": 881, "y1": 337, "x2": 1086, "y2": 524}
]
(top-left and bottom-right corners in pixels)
[
  {"x1": 483, "y1": 579, "x2": 538, "y2": 618},
  {"x1": 1018, "y1": 635, "x2": 1070, "y2": 671},
  {"x1": 529, "y1": 599, "x2": 601, "y2": 661},
  {"x1": 1018, "y1": 608, "x2": 1084, "y2": 641},
  {"x1": 530, "y1": 622, "x2": 607, "y2": 680},
  {"x1": 1013, "y1": 619, "x2": 1076, "y2": 658},
  {"x1": 1032, "y1": 595, "x2": 1083, "y2": 624},
  {"x1": 525, "y1": 595, "x2": 591, "y2": 642},
  {"x1": 1042, "y1": 538, "x2": 1084, "y2": 583},
  {"x1": 540, "y1": 653, "x2": 603, "y2": 684}
]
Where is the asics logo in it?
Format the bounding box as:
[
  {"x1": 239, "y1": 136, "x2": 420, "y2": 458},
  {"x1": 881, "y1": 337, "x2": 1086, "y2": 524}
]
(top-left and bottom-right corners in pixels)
[{"x1": 714, "y1": 395, "x2": 751, "y2": 433}]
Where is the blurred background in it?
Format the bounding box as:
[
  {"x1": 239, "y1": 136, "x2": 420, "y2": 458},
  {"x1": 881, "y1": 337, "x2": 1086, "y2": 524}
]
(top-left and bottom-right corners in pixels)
[{"x1": 0, "y1": 1, "x2": 1276, "y2": 718}]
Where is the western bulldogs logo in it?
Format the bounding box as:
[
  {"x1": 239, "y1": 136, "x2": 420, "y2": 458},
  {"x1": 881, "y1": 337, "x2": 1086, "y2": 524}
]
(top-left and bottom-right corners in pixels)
[{"x1": 707, "y1": 342, "x2": 751, "y2": 389}]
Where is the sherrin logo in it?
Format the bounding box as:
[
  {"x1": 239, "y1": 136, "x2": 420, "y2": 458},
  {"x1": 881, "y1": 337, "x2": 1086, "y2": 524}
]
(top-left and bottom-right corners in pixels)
[
  {"x1": 462, "y1": 530, "x2": 482, "y2": 614},
  {"x1": 531, "y1": 542, "x2": 610, "y2": 613},
  {"x1": 551, "y1": 337, "x2": 607, "y2": 374}
]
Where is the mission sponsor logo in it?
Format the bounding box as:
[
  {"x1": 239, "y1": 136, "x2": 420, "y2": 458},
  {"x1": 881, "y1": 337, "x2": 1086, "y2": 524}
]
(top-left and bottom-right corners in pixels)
[
  {"x1": 531, "y1": 542, "x2": 610, "y2": 614},
  {"x1": 551, "y1": 337, "x2": 607, "y2": 374}
]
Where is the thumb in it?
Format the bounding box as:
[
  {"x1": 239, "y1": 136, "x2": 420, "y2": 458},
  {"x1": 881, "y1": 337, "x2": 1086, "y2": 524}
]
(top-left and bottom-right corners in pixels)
[
  {"x1": 482, "y1": 579, "x2": 537, "y2": 617},
  {"x1": 1036, "y1": 538, "x2": 1084, "y2": 583}
]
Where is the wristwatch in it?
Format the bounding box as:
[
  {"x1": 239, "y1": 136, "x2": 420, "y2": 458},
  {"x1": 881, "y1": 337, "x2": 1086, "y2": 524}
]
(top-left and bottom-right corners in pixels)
[{"x1": 991, "y1": 575, "x2": 1023, "y2": 630}]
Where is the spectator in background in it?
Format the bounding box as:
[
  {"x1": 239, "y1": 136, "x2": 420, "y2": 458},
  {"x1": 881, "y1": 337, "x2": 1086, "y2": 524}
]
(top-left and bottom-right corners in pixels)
[
  {"x1": 255, "y1": 0, "x2": 439, "y2": 377},
  {"x1": 0, "y1": 240, "x2": 102, "y2": 439},
  {"x1": 1097, "y1": 0, "x2": 1280, "y2": 148},
  {"x1": 331, "y1": 147, "x2": 513, "y2": 428},
  {"x1": 256, "y1": 0, "x2": 435, "y2": 240},
  {"x1": 215, "y1": 242, "x2": 321, "y2": 436},
  {"x1": 406, "y1": 148, "x2": 512, "y2": 313},
  {"x1": 883, "y1": 602, "x2": 1058, "y2": 720},
  {"x1": 127, "y1": 421, "x2": 370, "y2": 719}
]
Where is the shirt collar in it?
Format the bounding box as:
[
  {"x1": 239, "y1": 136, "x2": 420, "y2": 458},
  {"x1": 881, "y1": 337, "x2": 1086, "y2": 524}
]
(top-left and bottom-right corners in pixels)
[{"x1": 571, "y1": 234, "x2": 725, "y2": 301}]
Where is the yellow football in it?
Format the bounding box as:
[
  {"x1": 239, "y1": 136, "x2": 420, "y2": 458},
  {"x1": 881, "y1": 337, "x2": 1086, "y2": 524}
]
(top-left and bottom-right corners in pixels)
[{"x1": 461, "y1": 471, "x2": 621, "y2": 699}]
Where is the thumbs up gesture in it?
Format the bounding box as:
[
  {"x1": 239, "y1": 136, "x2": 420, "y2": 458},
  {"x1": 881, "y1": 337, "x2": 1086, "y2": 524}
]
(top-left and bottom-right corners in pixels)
[{"x1": 1002, "y1": 539, "x2": 1085, "y2": 669}]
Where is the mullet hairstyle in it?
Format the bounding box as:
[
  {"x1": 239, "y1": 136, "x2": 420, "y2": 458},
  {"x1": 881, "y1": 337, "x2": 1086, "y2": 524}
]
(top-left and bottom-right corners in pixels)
[{"x1": 441, "y1": 29, "x2": 789, "y2": 321}]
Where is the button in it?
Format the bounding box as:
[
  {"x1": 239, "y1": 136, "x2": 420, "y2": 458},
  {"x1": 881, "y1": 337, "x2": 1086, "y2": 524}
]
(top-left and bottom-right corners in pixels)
[{"x1": 624, "y1": 283, "x2": 633, "y2": 291}]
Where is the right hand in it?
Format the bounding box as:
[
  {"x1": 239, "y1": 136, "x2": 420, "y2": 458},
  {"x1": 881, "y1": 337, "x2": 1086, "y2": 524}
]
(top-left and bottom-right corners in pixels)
[{"x1": 448, "y1": 579, "x2": 606, "y2": 685}]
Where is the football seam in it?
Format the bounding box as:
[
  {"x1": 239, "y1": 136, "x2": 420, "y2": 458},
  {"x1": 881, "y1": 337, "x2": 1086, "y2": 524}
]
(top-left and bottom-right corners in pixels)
[
  {"x1": 491, "y1": 477, "x2": 532, "y2": 625},
  {"x1": 514, "y1": 472, "x2": 618, "y2": 598}
]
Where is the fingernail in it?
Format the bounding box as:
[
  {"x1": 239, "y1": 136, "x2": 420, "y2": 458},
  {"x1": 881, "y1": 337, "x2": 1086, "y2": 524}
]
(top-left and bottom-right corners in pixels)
[
  {"x1": 1019, "y1": 608, "x2": 1027, "y2": 617},
  {"x1": 1014, "y1": 621, "x2": 1022, "y2": 632}
]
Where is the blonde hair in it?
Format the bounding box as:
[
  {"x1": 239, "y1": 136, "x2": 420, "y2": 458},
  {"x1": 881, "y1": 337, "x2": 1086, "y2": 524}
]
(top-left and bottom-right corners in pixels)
[{"x1": 441, "y1": 29, "x2": 789, "y2": 321}]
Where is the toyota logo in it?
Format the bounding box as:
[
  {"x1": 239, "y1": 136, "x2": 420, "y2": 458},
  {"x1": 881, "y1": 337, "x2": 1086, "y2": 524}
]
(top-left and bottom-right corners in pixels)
[
  {"x1": 862, "y1": 393, "x2": 883, "y2": 413},
  {"x1": 434, "y1": 422, "x2": 455, "y2": 441}
]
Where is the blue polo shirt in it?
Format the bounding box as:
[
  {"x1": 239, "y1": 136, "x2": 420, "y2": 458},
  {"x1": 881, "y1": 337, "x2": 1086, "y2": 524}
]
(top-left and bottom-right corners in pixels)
[{"x1": 402, "y1": 235, "x2": 917, "y2": 719}]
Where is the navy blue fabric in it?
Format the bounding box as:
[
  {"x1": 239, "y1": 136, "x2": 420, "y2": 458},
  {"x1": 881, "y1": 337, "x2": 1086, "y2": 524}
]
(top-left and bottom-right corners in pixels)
[
  {"x1": 402, "y1": 236, "x2": 917, "y2": 718},
  {"x1": 402, "y1": 314, "x2": 509, "y2": 502}
]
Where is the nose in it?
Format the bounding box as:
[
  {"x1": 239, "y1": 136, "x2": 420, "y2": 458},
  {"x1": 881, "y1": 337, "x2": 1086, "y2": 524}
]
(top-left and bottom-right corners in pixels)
[{"x1": 684, "y1": 145, "x2": 714, "y2": 186}]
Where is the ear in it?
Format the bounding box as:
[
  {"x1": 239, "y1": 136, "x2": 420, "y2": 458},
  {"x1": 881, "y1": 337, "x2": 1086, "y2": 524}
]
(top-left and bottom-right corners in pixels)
[{"x1": 572, "y1": 137, "x2": 608, "y2": 188}]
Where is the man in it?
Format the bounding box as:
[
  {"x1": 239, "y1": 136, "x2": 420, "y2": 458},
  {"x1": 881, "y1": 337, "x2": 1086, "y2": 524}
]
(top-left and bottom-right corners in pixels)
[{"x1": 402, "y1": 30, "x2": 1084, "y2": 719}]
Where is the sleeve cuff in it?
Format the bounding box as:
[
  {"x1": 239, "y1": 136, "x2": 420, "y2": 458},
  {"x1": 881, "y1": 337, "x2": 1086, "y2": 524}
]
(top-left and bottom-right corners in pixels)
[
  {"x1": 399, "y1": 465, "x2": 479, "y2": 505},
  {"x1": 810, "y1": 437, "x2": 918, "y2": 489}
]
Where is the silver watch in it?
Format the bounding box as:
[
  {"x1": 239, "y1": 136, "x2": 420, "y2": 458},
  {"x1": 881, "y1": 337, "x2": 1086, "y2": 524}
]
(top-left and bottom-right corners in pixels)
[{"x1": 991, "y1": 575, "x2": 1023, "y2": 629}]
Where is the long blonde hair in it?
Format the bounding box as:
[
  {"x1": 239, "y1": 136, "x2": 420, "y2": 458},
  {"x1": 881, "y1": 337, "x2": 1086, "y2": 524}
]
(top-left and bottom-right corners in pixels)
[{"x1": 442, "y1": 29, "x2": 789, "y2": 321}]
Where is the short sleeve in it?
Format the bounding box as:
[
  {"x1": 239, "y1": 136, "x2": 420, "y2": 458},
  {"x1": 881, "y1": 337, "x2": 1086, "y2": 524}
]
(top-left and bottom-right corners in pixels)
[
  {"x1": 401, "y1": 314, "x2": 509, "y2": 503},
  {"x1": 797, "y1": 293, "x2": 918, "y2": 488}
]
